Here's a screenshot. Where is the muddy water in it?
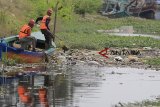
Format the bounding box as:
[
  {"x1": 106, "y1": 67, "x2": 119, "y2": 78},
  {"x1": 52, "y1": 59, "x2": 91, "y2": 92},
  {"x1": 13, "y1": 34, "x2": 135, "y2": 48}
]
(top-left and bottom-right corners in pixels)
[
  {"x1": 0, "y1": 65, "x2": 160, "y2": 107},
  {"x1": 68, "y1": 66, "x2": 160, "y2": 107}
]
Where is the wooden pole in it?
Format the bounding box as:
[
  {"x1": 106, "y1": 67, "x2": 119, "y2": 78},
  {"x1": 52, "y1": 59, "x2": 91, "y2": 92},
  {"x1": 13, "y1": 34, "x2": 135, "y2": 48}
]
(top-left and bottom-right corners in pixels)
[{"x1": 53, "y1": 1, "x2": 59, "y2": 41}]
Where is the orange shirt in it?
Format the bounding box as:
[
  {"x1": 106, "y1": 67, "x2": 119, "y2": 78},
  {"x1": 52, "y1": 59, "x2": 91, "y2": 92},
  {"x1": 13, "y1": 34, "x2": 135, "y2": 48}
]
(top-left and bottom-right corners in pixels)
[
  {"x1": 19, "y1": 24, "x2": 31, "y2": 39},
  {"x1": 40, "y1": 15, "x2": 50, "y2": 30}
]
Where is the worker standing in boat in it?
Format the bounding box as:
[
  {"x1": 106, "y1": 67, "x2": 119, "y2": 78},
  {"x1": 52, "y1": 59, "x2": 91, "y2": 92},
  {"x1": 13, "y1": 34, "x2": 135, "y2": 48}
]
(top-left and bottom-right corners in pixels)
[
  {"x1": 18, "y1": 19, "x2": 36, "y2": 51},
  {"x1": 36, "y1": 9, "x2": 53, "y2": 49}
]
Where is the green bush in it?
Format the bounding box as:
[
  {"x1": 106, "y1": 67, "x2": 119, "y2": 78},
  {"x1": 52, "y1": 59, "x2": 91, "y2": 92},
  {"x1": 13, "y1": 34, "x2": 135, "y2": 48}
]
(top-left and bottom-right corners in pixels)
[
  {"x1": 74, "y1": 0, "x2": 101, "y2": 15},
  {"x1": 145, "y1": 57, "x2": 160, "y2": 66},
  {"x1": 0, "y1": 10, "x2": 7, "y2": 24}
]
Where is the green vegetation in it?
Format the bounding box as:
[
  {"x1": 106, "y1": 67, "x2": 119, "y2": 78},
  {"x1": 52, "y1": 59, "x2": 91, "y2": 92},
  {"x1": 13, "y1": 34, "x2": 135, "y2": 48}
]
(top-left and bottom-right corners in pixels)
[
  {"x1": 142, "y1": 100, "x2": 160, "y2": 106},
  {"x1": 56, "y1": 33, "x2": 160, "y2": 50},
  {"x1": 0, "y1": 0, "x2": 73, "y2": 36},
  {"x1": 0, "y1": 0, "x2": 160, "y2": 36},
  {"x1": 56, "y1": 15, "x2": 160, "y2": 50},
  {"x1": 126, "y1": 100, "x2": 160, "y2": 107},
  {"x1": 0, "y1": 0, "x2": 33, "y2": 36},
  {"x1": 1, "y1": 54, "x2": 16, "y2": 66},
  {"x1": 0, "y1": 0, "x2": 160, "y2": 50},
  {"x1": 145, "y1": 57, "x2": 160, "y2": 66},
  {"x1": 74, "y1": 0, "x2": 101, "y2": 15},
  {"x1": 60, "y1": 15, "x2": 160, "y2": 36}
]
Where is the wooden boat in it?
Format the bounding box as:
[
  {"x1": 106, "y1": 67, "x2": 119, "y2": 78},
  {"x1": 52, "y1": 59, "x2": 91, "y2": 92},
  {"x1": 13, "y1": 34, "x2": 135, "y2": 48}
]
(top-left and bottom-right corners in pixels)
[
  {"x1": 101, "y1": 0, "x2": 157, "y2": 19},
  {"x1": 101, "y1": 0, "x2": 130, "y2": 18},
  {"x1": 0, "y1": 65, "x2": 47, "y2": 85},
  {"x1": 0, "y1": 32, "x2": 56, "y2": 63}
]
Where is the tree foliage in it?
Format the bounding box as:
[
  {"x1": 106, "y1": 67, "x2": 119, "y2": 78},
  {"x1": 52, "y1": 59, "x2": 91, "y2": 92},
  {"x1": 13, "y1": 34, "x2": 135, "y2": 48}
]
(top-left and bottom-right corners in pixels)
[
  {"x1": 74, "y1": 0, "x2": 102, "y2": 14},
  {"x1": 0, "y1": 0, "x2": 103, "y2": 36}
]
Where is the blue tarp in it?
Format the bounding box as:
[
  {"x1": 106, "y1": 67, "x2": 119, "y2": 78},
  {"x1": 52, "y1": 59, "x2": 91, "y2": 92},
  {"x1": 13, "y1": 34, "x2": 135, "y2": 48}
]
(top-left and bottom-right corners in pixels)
[{"x1": 0, "y1": 42, "x2": 24, "y2": 53}]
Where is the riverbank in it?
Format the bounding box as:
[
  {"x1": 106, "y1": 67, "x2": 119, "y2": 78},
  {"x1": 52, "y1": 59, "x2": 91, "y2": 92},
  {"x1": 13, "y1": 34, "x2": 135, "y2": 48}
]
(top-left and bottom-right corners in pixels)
[
  {"x1": 50, "y1": 47, "x2": 160, "y2": 70},
  {"x1": 0, "y1": 47, "x2": 159, "y2": 68}
]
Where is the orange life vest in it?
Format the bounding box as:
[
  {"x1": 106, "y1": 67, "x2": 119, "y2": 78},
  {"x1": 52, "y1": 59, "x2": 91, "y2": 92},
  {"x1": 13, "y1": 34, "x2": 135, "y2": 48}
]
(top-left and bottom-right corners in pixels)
[
  {"x1": 39, "y1": 88, "x2": 48, "y2": 104},
  {"x1": 17, "y1": 85, "x2": 31, "y2": 103},
  {"x1": 18, "y1": 85, "x2": 26, "y2": 95},
  {"x1": 40, "y1": 15, "x2": 50, "y2": 30},
  {"x1": 19, "y1": 24, "x2": 31, "y2": 39},
  {"x1": 20, "y1": 94, "x2": 31, "y2": 103}
]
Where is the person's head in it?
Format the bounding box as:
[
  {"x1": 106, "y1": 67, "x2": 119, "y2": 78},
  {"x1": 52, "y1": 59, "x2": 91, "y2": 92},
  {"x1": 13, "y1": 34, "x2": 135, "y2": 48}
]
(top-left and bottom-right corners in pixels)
[
  {"x1": 28, "y1": 19, "x2": 35, "y2": 28},
  {"x1": 47, "y1": 9, "x2": 52, "y2": 16}
]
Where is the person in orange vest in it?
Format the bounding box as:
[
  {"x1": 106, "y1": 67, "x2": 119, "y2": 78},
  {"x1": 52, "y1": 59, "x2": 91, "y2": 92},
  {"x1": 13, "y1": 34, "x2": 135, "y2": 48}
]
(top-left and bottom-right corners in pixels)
[
  {"x1": 17, "y1": 85, "x2": 32, "y2": 106},
  {"x1": 38, "y1": 88, "x2": 49, "y2": 107},
  {"x1": 18, "y1": 19, "x2": 36, "y2": 51},
  {"x1": 36, "y1": 9, "x2": 53, "y2": 49}
]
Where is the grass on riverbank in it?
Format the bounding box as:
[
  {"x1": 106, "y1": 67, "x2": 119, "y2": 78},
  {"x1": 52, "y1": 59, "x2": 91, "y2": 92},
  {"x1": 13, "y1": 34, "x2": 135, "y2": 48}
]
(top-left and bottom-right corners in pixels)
[
  {"x1": 56, "y1": 33, "x2": 160, "y2": 50},
  {"x1": 1, "y1": 0, "x2": 160, "y2": 37},
  {"x1": 60, "y1": 14, "x2": 160, "y2": 36},
  {"x1": 126, "y1": 100, "x2": 160, "y2": 107},
  {"x1": 56, "y1": 14, "x2": 160, "y2": 67},
  {"x1": 145, "y1": 57, "x2": 160, "y2": 66},
  {"x1": 55, "y1": 14, "x2": 160, "y2": 50}
]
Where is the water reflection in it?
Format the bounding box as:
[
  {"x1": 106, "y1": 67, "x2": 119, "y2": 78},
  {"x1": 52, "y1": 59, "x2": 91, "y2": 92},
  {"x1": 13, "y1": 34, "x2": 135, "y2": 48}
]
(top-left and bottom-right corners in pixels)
[
  {"x1": 0, "y1": 64, "x2": 70, "y2": 107},
  {"x1": 17, "y1": 75, "x2": 50, "y2": 107},
  {"x1": 0, "y1": 65, "x2": 160, "y2": 107}
]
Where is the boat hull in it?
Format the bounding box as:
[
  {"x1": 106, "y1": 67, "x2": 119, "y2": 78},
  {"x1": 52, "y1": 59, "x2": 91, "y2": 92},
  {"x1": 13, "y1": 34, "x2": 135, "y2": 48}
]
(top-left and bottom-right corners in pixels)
[
  {"x1": 1, "y1": 43, "x2": 46, "y2": 63},
  {"x1": 5, "y1": 51, "x2": 45, "y2": 63},
  {"x1": 0, "y1": 34, "x2": 55, "y2": 63}
]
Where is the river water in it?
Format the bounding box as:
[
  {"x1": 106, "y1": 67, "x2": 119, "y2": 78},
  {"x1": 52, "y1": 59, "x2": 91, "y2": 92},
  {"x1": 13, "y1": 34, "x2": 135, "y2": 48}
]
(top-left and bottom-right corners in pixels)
[{"x1": 0, "y1": 65, "x2": 160, "y2": 107}]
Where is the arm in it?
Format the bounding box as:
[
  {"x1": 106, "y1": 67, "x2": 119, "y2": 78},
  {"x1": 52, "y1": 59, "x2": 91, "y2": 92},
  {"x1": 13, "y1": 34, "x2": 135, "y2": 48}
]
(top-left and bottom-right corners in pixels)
[
  {"x1": 27, "y1": 28, "x2": 31, "y2": 37},
  {"x1": 22, "y1": 26, "x2": 31, "y2": 36},
  {"x1": 35, "y1": 17, "x2": 43, "y2": 24}
]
